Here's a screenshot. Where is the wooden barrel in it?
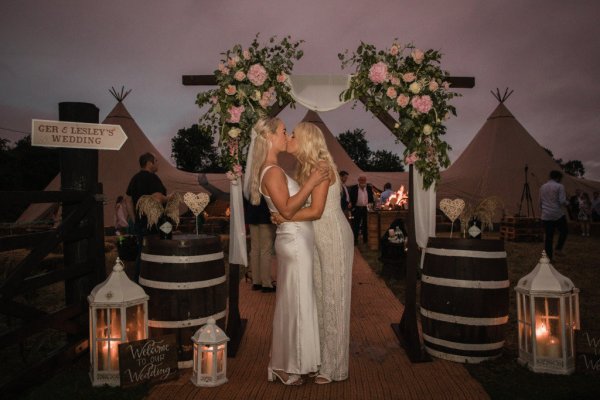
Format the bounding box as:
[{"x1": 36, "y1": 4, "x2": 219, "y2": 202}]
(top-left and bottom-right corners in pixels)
[
  {"x1": 140, "y1": 234, "x2": 227, "y2": 368},
  {"x1": 420, "y1": 237, "x2": 509, "y2": 363}
]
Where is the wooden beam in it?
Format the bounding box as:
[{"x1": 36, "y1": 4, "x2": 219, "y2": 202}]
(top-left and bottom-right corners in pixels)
[{"x1": 183, "y1": 74, "x2": 475, "y2": 89}]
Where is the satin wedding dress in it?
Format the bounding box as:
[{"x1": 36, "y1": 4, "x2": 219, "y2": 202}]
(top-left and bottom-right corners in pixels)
[
  {"x1": 312, "y1": 174, "x2": 354, "y2": 381},
  {"x1": 260, "y1": 165, "x2": 320, "y2": 376}
]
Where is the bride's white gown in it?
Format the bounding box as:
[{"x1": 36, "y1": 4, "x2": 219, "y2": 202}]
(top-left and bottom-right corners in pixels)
[
  {"x1": 312, "y1": 174, "x2": 354, "y2": 381},
  {"x1": 260, "y1": 165, "x2": 320, "y2": 375}
]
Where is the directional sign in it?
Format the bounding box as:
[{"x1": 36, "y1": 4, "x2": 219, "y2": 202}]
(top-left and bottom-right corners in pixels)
[{"x1": 32, "y1": 119, "x2": 128, "y2": 150}]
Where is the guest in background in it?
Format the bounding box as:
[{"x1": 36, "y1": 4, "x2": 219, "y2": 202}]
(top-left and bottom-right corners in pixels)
[
  {"x1": 592, "y1": 191, "x2": 600, "y2": 222},
  {"x1": 578, "y1": 192, "x2": 592, "y2": 237},
  {"x1": 379, "y1": 182, "x2": 394, "y2": 206},
  {"x1": 114, "y1": 195, "x2": 129, "y2": 236},
  {"x1": 339, "y1": 170, "x2": 351, "y2": 213},
  {"x1": 349, "y1": 175, "x2": 374, "y2": 244},
  {"x1": 244, "y1": 197, "x2": 276, "y2": 292},
  {"x1": 568, "y1": 189, "x2": 581, "y2": 220},
  {"x1": 539, "y1": 170, "x2": 569, "y2": 260},
  {"x1": 126, "y1": 152, "x2": 167, "y2": 282}
]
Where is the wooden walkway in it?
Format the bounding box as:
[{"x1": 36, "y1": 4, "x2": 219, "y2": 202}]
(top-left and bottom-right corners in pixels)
[{"x1": 147, "y1": 248, "x2": 489, "y2": 400}]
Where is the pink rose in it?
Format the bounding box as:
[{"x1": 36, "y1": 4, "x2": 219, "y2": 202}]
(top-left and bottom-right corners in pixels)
[
  {"x1": 396, "y1": 94, "x2": 410, "y2": 108},
  {"x1": 234, "y1": 70, "x2": 246, "y2": 81},
  {"x1": 428, "y1": 80, "x2": 439, "y2": 92},
  {"x1": 227, "y1": 105, "x2": 245, "y2": 123},
  {"x1": 222, "y1": 67, "x2": 230, "y2": 75},
  {"x1": 368, "y1": 62, "x2": 388, "y2": 84},
  {"x1": 442, "y1": 81, "x2": 450, "y2": 90},
  {"x1": 402, "y1": 72, "x2": 416, "y2": 83},
  {"x1": 391, "y1": 76, "x2": 401, "y2": 86},
  {"x1": 247, "y1": 63, "x2": 268, "y2": 86},
  {"x1": 243, "y1": 49, "x2": 251, "y2": 60},
  {"x1": 225, "y1": 85, "x2": 237, "y2": 96},
  {"x1": 411, "y1": 95, "x2": 433, "y2": 114},
  {"x1": 411, "y1": 48, "x2": 425, "y2": 64},
  {"x1": 210, "y1": 96, "x2": 218, "y2": 104},
  {"x1": 390, "y1": 44, "x2": 399, "y2": 56},
  {"x1": 277, "y1": 72, "x2": 287, "y2": 83},
  {"x1": 386, "y1": 87, "x2": 397, "y2": 99},
  {"x1": 227, "y1": 57, "x2": 238, "y2": 68},
  {"x1": 218, "y1": 62, "x2": 225, "y2": 72},
  {"x1": 404, "y1": 152, "x2": 419, "y2": 165},
  {"x1": 233, "y1": 164, "x2": 243, "y2": 174}
]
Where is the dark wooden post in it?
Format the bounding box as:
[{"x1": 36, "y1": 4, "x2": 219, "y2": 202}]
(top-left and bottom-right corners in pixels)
[{"x1": 58, "y1": 102, "x2": 106, "y2": 337}]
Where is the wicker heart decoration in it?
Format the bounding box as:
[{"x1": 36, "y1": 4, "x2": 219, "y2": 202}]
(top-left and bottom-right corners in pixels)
[
  {"x1": 183, "y1": 192, "x2": 210, "y2": 216},
  {"x1": 439, "y1": 198, "x2": 465, "y2": 223}
]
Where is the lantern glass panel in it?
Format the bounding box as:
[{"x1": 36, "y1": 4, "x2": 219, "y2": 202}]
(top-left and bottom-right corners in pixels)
[
  {"x1": 534, "y1": 297, "x2": 562, "y2": 358},
  {"x1": 109, "y1": 308, "x2": 122, "y2": 339},
  {"x1": 217, "y1": 344, "x2": 225, "y2": 373},
  {"x1": 193, "y1": 343, "x2": 198, "y2": 374},
  {"x1": 96, "y1": 308, "x2": 108, "y2": 338},
  {"x1": 564, "y1": 297, "x2": 573, "y2": 357},
  {"x1": 97, "y1": 339, "x2": 121, "y2": 371},
  {"x1": 126, "y1": 304, "x2": 145, "y2": 342}
]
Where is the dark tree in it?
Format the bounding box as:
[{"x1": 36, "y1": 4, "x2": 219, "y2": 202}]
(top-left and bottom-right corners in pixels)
[
  {"x1": 543, "y1": 147, "x2": 564, "y2": 167},
  {"x1": 171, "y1": 124, "x2": 226, "y2": 173},
  {"x1": 563, "y1": 160, "x2": 585, "y2": 178},
  {"x1": 337, "y1": 128, "x2": 372, "y2": 170},
  {"x1": 369, "y1": 149, "x2": 405, "y2": 172}
]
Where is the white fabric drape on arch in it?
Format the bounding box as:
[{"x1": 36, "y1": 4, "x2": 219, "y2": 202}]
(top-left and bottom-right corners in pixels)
[{"x1": 233, "y1": 74, "x2": 436, "y2": 266}]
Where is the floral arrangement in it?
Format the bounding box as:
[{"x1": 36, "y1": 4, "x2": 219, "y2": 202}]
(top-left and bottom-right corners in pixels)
[
  {"x1": 196, "y1": 34, "x2": 304, "y2": 178},
  {"x1": 339, "y1": 41, "x2": 460, "y2": 189}
]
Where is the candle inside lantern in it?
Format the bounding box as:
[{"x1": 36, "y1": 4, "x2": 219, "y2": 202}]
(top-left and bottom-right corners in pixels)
[
  {"x1": 546, "y1": 336, "x2": 561, "y2": 358},
  {"x1": 202, "y1": 346, "x2": 214, "y2": 375},
  {"x1": 535, "y1": 321, "x2": 549, "y2": 357}
]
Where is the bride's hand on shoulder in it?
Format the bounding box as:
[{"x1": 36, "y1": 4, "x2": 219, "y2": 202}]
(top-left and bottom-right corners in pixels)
[{"x1": 307, "y1": 164, "x2": 329, "y2": 188}]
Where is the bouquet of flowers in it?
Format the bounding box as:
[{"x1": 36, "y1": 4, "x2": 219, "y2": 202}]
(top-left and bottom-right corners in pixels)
[
  {"x1": 339, "y1": 41, "x2": 460, "y2": 189},
  {"x1": 196, "y1": 34, "x2": 304, "y2": 178}
]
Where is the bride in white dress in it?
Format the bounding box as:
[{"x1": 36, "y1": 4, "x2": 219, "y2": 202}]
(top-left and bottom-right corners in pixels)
[
  {"x1": 273, "y1": 122, "x2": 354, "y2": 384},
  {"x1": 245, "y1": 117, "x2": 327, "y2": 385}
]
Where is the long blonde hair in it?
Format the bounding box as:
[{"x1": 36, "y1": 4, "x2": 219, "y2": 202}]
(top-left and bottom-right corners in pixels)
[
  {"x1": 248, "y1": 116, "x2": 282, "y2": 205},
  {"x1": 293, "y1": 122, "x2": 337, "y2": 185}
]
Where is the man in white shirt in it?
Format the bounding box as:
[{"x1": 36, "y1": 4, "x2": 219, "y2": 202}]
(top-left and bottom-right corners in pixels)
[{"x1": 539, "y1": 170, "x2": 569, "y2": 260}]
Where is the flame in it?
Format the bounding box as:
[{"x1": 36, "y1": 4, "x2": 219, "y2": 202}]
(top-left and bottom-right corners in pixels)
[{"x1": 384, "y1": 185, "x2": 409, "y2": 209}]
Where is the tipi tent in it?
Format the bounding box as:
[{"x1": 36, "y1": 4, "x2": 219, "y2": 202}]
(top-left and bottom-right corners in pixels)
[
  {"x1": 437, "y1": 101, "x2": 600, "y2": 219},
  {"x1": 18, "y1": 101, "x2": 223, "y2": 227}
]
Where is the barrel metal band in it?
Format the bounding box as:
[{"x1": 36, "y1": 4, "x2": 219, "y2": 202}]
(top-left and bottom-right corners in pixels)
[
  {"x1": 148, "y1": 310, "x2": 227, "y2": 329},
  {"x1": 424, "y1": 347, "x2": 500, "y2": 363},
  {"x1": 139, "y1": 275, "x2": 226, "y2": 290},
  {"x1": 141, "y1": 251, "x2": 224, "y2": 264},
  {"x1": 425, "y1": 247, "x2": 507, "y2": 259},
  {"x1": 421, "y1": 274, "x2": 510, "y2": 289},
  {"x1": 420, "y1": 306, "x2": 508, "y2": 326},
  {"x1": 422, "y1": 333, "x2": 505, "y2": 351}
]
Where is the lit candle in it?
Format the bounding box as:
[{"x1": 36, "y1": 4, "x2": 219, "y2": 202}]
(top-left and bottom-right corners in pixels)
[
  {"x1": 546, "y1": 336, "x2": 561, "y2": 358},
  {"x1": 535, "y1": 322, "x2": 549, "y2": 357},
  {"x1": 202, "y1": 347, "x2": 214, "y2": 376}
]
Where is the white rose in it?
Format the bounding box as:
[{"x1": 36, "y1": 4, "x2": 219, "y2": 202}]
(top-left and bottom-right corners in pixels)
[
  {"x1": 228, "y1": 128, "x2": 241, "y2": 138},
  {"x1": 409, "y1": 82, "x2": 421, "y2": 94},
  {"x1": 423, "y1": 124, "x2": 433, "y2": 135},
  {"x1": 254, "y1": 90, "x2": 262, "y2": 101},
  {"x1": 394, "y1": 122, "x2": 400, "y2": 129}
]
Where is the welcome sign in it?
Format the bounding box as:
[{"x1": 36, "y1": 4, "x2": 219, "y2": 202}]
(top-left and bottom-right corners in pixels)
[
  {"x1": 118, "y1": 335, "x2": 179, "y2": 388},
  {"x1": 31, "y1": 119, "x2": 127, "y2": 150}
]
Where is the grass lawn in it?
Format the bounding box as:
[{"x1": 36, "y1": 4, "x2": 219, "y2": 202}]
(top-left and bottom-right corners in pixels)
[{"x1": 359, "y1": 229, "x2": 600, "y2": 400}]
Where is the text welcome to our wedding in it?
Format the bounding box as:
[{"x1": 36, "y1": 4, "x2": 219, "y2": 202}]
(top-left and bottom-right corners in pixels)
[{"x1": 118, "y1": 335, "x2": 179, "y2": 388}]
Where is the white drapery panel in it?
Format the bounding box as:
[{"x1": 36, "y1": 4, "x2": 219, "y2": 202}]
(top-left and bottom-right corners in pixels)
[
  {"x1": 413, "y1": 170, "x2": 436, "y2": 249},
  {"x1": 287, "y1": 75, "x2": 352, "y2": 112},
  {"x1": 228, "y1": 179, "x2": 247, "y2": 266}
]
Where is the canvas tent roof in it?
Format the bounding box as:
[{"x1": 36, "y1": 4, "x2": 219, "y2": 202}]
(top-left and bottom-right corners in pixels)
[
  {"x1": 437, "y1": 102, "x2": 600, "y2": 218},
  {"x1": 18, "y1": 101, "x2": 224, "y2": 227}
]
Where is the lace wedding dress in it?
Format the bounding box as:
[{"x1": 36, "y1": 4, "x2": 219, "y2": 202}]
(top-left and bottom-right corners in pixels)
[{"x1": 312, "y1": 174, "x2": 354, "y2": 381}]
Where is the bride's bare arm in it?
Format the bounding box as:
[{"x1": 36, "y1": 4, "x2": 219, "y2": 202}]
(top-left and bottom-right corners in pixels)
[
  {"x1": 276, "y1": 178, "x2": 329, "y2": 222},
  {"x1": 262, "y1": 167, "x2": 326, "y2": 220}
]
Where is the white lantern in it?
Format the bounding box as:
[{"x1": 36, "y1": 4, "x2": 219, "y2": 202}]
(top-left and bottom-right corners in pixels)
[
  {"x1": 190, "y1": 317, "x2": 229, "y2": 387},
  {"x1": 515, "y1": 252, "x2": 580, "y2": 374},
  {"x1": 88, "y1": 258, "x2": 149, "y2": 386}
]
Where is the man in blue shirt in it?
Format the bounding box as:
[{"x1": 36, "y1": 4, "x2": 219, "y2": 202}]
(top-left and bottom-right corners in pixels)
[{"x1": 539, "y1": 170, "x2": 569, "y2": 260}]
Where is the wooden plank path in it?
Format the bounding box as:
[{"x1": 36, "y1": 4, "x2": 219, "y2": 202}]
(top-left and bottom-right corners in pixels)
[{"x1": 147, "y1": 248, "x2": 489, "y2": 400}]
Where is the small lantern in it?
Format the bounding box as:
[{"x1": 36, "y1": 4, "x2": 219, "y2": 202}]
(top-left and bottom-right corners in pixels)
[
  {"x1": 190, "y1": 317, "x2": 229, "y2": 387},
  {"x1": 515, "y1": 251, "x2": 580, "y2": 374},
  {"x1": 88, "y1": 258, "x2": 149, "y2": 386}
]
